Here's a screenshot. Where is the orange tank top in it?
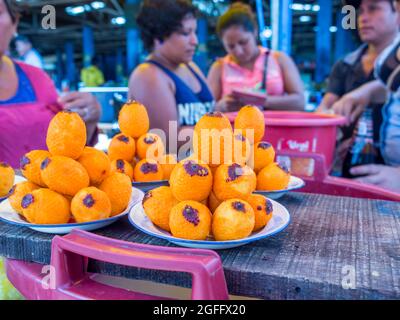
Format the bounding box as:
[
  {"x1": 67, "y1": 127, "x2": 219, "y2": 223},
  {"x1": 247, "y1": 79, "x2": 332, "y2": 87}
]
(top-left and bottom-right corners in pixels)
[{"x1": 220, "y1": 47, "x2": 285, "y2": 97}]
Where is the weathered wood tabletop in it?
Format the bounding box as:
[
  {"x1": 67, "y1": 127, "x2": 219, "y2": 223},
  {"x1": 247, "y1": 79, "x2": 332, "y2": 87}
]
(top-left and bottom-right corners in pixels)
[{"x1": 0, "y1": 192, "x2": 399, "y2": 300}]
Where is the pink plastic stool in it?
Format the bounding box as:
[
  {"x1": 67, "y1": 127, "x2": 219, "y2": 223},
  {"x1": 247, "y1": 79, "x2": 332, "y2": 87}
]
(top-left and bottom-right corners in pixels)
[
  {"x1": 5, "y1": 229, "x2": 229, "y2": 300},
  {"x1": 278, "y1": 150, "x2": 400, "y2": 201}
]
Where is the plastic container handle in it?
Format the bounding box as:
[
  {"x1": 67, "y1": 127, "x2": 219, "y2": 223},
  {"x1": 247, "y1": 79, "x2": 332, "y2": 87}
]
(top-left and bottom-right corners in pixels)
[
  {"x1": 51, "y1": 229, "x2": 229, "y2": 300},
  {"x1": 276, "y1": 150, "x2": 328, "y2": 182}
]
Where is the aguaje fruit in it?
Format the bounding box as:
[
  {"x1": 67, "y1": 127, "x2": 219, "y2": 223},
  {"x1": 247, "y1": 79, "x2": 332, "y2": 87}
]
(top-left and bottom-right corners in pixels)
[
  {"x1": 247, "y1": 194, "x2": 273, "y2": 232},
  {"x1": 213, "y1": 163, "x2": 256, "y2": 201},
  {"x1": 234, "y1": 106, "x2": 265, "y2": 144},
  {"x1": 257, "y1": 163, "x2": 290, "y2": 191},
  {"x1": 169, "y1": 201, "x2": 212, "y2": 240},
  {"x1": 212, "y1": 199, "x2": 255, "y2": 241},
  {"x1": 0, "y1": 162, "x2": 14, "y2": 197},
  {"x1": 136, "y1": 133, "x2": 165, "y2": 161},
  {"x1": 8, "y1": 181, "x2": 40, "y2": 214},
  {"x1": 232, "y1": 132, "x2": 251, "y2": 165},
  {"x1": 142, "y1": 186, "x2": 179, "y2": 232},
  {"x1": 20, "y1": 150, "x2": 51, "y2": 186},
  {"x1": 78, "y1": 147, "x2": 111, "y2": 185},
  {"x1": 40, "y1": 156, "x2": 90, "y2": 196},
  {"x1": 169, "y1": 159, "x2": 212, "y2": 202},
  {"x1": 71, "y1": 187, "x2": 111, "y2": 223},
  {"x1": 193, "y1": 112, "x2": 233, "y2": 167},
  {"x1": 108, "y1": 133, "x2": 136, "y2": 162},
  {"x1": 110, "y1": 159, "x2": 134, "y2": 181},
  {"x1": 21, "y1": 188, "x2": 70, "y2": 224},
  {"x1": 118, "y1": 101, "x2": 149, "y2": 138},
  {"x1": 249, "y1": 142, "x2": 276, "y2": 174},
  {"x1": 99, "y1": 173, "x2": 132, "y2": 216},
  {"x1": 133, "y1": 159, "x2": 163, "y2": 182},
  {"x1": 159, "y1": 154, "x2": 178, "y2": 180},
  {"x1": 46, "y1": 111, "x2": 87, "y2": 159}
]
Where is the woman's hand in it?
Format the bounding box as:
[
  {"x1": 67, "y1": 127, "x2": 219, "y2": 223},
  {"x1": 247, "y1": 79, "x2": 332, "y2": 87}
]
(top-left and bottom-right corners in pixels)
[
  {"x1": 332, "y1": 89, "x2": 368, "y2": 125},
  {"x1": 351, "y1": 164, "x2": 400, "y2": 192},
  {"x1": 216, "y1": 94, "x2": 242, "y2": 112},
  {"x1": 58, "y1": 92, "x2": 101, "y2": 123}
]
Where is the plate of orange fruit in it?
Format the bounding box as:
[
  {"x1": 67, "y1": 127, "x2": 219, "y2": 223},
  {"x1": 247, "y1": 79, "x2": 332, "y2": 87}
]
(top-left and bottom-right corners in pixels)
[
  {"x1": 129, "y1": 197, "x2": 290, "y2": 250},
  {"x1": 0, "y1": 177, "x2": 143, "y2": 234}
]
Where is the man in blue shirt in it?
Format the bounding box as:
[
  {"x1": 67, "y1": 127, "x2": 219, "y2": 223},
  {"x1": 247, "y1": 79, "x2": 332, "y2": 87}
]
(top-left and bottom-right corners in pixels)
[{"x1": 14, "y1": 35, "x2": 43, "y2": 69}]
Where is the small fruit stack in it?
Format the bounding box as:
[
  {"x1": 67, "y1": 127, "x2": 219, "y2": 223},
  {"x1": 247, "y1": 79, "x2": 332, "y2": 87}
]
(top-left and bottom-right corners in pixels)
[
  {"x1": 143, "y1": 106, "x2": 283, "y2": 242},
  {"x1": 108, "y1": 101, "x2": 177, "y2": 182},
  {"x1": 8, "y1": 111, "x2": 132, "y2": 224}
]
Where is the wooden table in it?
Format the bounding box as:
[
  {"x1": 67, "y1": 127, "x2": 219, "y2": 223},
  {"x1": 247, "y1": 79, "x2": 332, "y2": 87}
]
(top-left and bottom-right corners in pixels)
[{"x1": 0, "y1": 192, "x2": 399, "y2": 300}]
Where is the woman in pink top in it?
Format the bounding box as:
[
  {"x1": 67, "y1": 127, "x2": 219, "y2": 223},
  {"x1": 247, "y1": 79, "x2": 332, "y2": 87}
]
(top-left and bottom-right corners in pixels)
[
  {"x1": 0, "y1": 0, "x2": 100, "y2": 168},
  {"x1": 208, "y1": 3, "x2": 305, "y2": 112}
]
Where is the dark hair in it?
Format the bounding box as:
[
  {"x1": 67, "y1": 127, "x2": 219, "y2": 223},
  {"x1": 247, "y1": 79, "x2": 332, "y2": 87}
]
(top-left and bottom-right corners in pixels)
[
  {"x1": 216, "y1": 2, "x2": 257, "y2": 37},
  {"x1": 136, "y1": 0, "x2": 197, "y2": 51},
  {"x1": 343, "y1": 0, "x2": 397, "y2": 11},
  {"x1": 4, "y1": 0, "x2": 19, "y2": 24}
]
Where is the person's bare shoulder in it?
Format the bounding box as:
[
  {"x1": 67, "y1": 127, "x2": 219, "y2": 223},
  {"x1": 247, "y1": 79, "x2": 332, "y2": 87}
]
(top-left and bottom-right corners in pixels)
[{"x1": 129, "y1": 62, "x2": 174, "y2": 96}]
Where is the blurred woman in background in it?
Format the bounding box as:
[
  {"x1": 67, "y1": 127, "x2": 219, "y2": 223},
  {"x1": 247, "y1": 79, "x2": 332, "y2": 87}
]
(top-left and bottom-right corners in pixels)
[
  {"x1": 208, "y1": 2, "x2": 305, "y2": 112},
  {"x1": 129, "y1": 0, "x2": 214, "y2": 145},
  {"x1": 0, "y1": 0, "x2": 101, "y2": 168}
]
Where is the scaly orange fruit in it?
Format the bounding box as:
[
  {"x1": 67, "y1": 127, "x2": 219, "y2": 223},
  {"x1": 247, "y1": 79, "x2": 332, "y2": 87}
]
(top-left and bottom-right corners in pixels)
[
  {"x1": 110, "y1": 159, "x2": 134, "y2": 181},
  {"x1": 257, "y1": 163, "x2": 291, "y2": 191},
  {"x1": 20, "y1": 150, "x2": 51, "y2": 186},
  {"x1": 8, "y1": 181, "x2": 40, "y2": 214},
  {"x1": 133, "y1": 159, "x2": 163, "y2": 182},
  {"x1": 169, "y1": 201, "x2": 212, "y2": 240},
  {"x1": 40, "y1": 156, "x2": 90, "y2": 196},
  {"x1": 234, "y1": 106, "x2": 265, "y2": 144},
  {"x1": 249, "y1": 141, "x2": 276, "y2": 174},
  {"x1": 118, "y1": 101, "x2": 149, "y2": 138},
  {"x1": 247, "y1": 194, "x2": 273, "y2": 232},
  {"x1": 77, "y1": 147, "x2": 111, "y2": 185},
  {"x1": 0, "y1": 162, "x2": 15, "y2": 197},
  {"x1": 136, "y1": 133, "x2": 165, "y2": 161},
  {"x1": 46, "y1": 111, "x2": 87, "y2": 159},
  {"x1": 108, "y1": 133, "x2": 136, "y2": 162},
  {"x1": 99, "y1": 173, "x2": 132, "y2": 216},
  {"x1": 71, "y1": 187, "x2": 111, "y2": 223}
]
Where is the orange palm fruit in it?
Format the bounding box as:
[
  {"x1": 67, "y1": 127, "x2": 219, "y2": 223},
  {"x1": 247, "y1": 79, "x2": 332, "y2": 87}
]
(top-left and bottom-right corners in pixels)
[
  {"x1": 247, "y1": 194, "x2": 274, "y2": 232},
  {"x1": 110, "y1": 159, "x2": 134, "y2": 181},
  {"x1": 159, "y1": 154, "x2": 177, "y2": 180},
  {"x1": 0, "y1": 162, "x2": 15, "y2": 197},
  {"x1": 232, "y1": 132, "x2": 252, "y2": 165},
  {"x1": 118, "y1": 101, "x2": 149, "y2": 138},
  {"x1": 257, "y1": 163, "x2": 291, "y2": 191},
  {"x1": 133, "y1": 159, "x2": 163, "y2": 182},
  {"x1": 169, "y1": 201, "x2": 212, "y2": 240},
  {"x1": 77, "y1": 147, "x2": 111, "y2": 185},
  {"x1": 46, "y1": 111, "x2": 87, "y2": 159},
  {"x1": 8, "y1": 181, "x2": 40, "y2": 214},
  {"x1": 99, "y1": 173, "x2": 132, "y2": 216},
  {"x1": 40, "y1": 156, "x2": 90, "y2": 196},
  {"x1": 213, "y1": 163, "x2": 256, "y2": 201},
  {"x1": 169, "y1": 159, "x2": 212, "y2": 202},
  {"x1": 20, "y1": 150, "x2": 51, "y2": 186},
  {"x1": 142, "y1": 186, "x2": 179, "y2": 232},
  {"x1": 234, "y1": 105, "x2": 265, "y2": 144},
  {"x1": 136, "y1": 133, "x2": 165, "y2": 161},
  {"x1": 193, "y1": 112, "x2": 233, "y2": 167},
  {"x1": 71, "y1": 187, "x2": 111, "y2": 223},
  {"x1": 212, "y1": 199, "x2": 255, "y2": 241},
  {"x1": 108, "y1": 133, "x2": 136, "y2": 162},
  {"x1": 21, "y1": 188, "x2": 70, "y2": 224},
  {"x1": 249, "y1": 142, "x2": 276, "y2": 174}
]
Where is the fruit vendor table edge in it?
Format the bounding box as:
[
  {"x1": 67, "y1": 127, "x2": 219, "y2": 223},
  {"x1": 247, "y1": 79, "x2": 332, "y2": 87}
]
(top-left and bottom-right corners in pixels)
[{"x1": 0, "y1": 192, "x2": 399, "y2": 300}]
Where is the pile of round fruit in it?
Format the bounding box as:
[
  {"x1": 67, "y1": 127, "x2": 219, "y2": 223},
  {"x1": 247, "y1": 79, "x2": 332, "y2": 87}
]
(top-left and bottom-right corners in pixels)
[
  {"x1": 107, "y1": 101, "x2": 176, "y2": 182},
  {"x1": 142, "y1": 105, "x2": 291, "y2": 241},
  {"x1": 0, "y1": 111, "x2": 132, "y2": 225}
]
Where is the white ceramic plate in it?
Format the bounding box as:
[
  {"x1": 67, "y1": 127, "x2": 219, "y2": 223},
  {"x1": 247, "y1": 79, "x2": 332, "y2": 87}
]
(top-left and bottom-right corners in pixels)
[
  {"x1": 128, "y1": 199, "x2": 290, "y2": 250},
  {"x1": 0, "y1": 175, "x2": 27, "y2": 202},
  {"x1": 255, "y1": 176, "x2": 305, "y2": 200},
  {"x1": 132, "y1": 180, "x2": 169, "y2": 193},
  {"x1": 0, "y1": 187, "x2": 144, "y2": 234}
]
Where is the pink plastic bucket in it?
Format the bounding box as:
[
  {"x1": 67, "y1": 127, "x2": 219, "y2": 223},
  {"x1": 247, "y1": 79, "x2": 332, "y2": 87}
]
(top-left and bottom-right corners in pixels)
[{"x1": 225, "y1": 111, "x2": 347, "y2": 172}]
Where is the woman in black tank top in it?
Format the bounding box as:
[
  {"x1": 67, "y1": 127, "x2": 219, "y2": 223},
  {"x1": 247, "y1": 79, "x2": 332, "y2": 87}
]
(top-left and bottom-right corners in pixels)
[{"x1": 128, "y1": 0, "x2": 215, "y2": 153}]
